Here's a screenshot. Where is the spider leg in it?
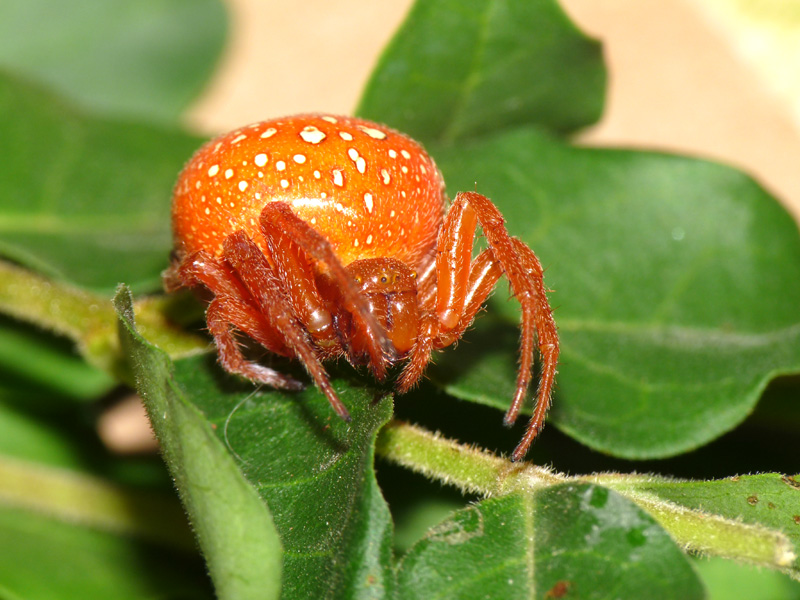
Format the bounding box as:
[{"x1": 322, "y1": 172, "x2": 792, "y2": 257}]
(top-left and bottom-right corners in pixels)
[
  {"x1": 415, "y1": 250, "x2": 438, "y2": 310},
  {"x1": 398, "y1": 249, "x2": 502, "y2": 392},
  {"x1": 206, "y1": 297, "x2": 302, "y2": 390},
  {"x1": 223, "y1": 231, "x2": 351, "y2": 420},
  {"x1": 176, "y1": 249, "x2": 299, "y2": 361},
  {"x1": 396, "y1": 313, "x2": 438, "y2": 392},
  {"x1": 260, "y1": 202, "x2": 396, "y2": 379},
  {"x1": 506, "y1": 238, "x2": 559, "y2": 461},
  {"x1": 437, "y1": 191, "x2": 559, "y2": 462},
  {"x1": 258, "y1": 220, "x2": 338, "y2": 349}
]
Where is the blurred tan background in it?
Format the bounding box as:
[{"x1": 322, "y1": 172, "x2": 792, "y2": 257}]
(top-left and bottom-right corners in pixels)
[
  {"x1": 103, "y1": 0, "x2": 800, "y2": 451},
  {"x1": 187, "y1": 0, "x2": 800, "y2": 222}
]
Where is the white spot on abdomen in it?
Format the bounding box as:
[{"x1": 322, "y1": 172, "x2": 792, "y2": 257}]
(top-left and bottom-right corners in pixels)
[
  {"x1": 300, "y1": 126, "x2": 326, "y2": 144},
  {"x1": 359, "y1": 126, "x2": 387, "y2": 140}
]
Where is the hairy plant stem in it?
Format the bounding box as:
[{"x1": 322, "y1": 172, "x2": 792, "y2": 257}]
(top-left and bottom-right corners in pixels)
[
  {"x1": 376, "y1": 420, "x2": 796, "y2": 574},
  {"x1": 0, "y1": 260, "x2": 207, "y2": 383}
]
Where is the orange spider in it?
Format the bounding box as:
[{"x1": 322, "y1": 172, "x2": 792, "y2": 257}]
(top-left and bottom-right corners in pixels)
[{"x1": 164, "y1": 114, "x2": 558, "y2": 461}]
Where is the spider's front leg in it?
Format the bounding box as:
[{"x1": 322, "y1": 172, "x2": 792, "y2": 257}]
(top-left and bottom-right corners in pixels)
[
  {"x1": 221, "y1": 231, "x2": 350, "y2": 420},
  {"x1": 260, "y1": 202, "x2": 397, "y2": 378},
  {"x1": 432, "y1": 191, "x2": 559, "y2": 462},
  {"x1": 168, "y1": 249, "x2": 302, "y2": 391}
]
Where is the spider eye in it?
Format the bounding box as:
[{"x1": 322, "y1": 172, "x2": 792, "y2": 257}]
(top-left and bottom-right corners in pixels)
[{"x1": 380, "y1": 275, "x2": 388, "y2": 284}]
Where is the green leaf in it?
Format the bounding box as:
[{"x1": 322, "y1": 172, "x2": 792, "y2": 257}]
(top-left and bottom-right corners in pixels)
[
  {"x1": 168, "y1": 354, "x2": 396, "y2": 598},
  {"x1": 0, "y1": 73, "x2": 204, "y2": 294},
  {"x1": 694, "y1": 557, "x2": 800, "y2": 599},
  {"x1": 620, "y1": 473, "x2": 800, "y2": 574},
  {"x1": 0, "y1": 0, "x2": 227, "y2": 123},
  {"x1": 0, "y1": 317, "x2": 113, "y2": 401},
  {"x1": 115, "y1": 286, "x2": 283, "y2": 600},
  {"x1": 379, "y1": 421, "x2": 799, "y2": 579},
  {"x1": 427, "y1": 127, "x2": 800, "y2": 458},
  {"x1": 0, "y1": 506, "x2": 212, "y2": 600},
  {"x1": 357, "y1": 0, "x2": 604, "y2": 144},
  {"x1": 397, "y1": 483, "x2": 704, "y2": 599}
]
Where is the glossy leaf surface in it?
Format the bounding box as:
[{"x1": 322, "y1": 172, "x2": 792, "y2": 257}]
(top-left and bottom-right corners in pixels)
[
  {"x1": 428, "y1": 128, "x2": 800, "y2": 458},
  {"x1": 358, "y1": 0, "x2": 604, "y2": 144}
]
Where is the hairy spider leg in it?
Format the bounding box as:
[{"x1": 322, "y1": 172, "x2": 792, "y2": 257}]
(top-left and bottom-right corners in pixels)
[
  {"x1": 258, "y1": 219, "x2": 339, "y2": 351},
  {"x1": 173, "y1": 250, "x2": 302, "y2": 389},
  {"x1": 507, "y1": 238, "x2": 559, "y2": 462},
  {"x1": 397, "y1": 248, "x2": 503, "y2": 392},
  {"x1": 259, "y1": 202, "x2": 396, "y2": 379},
  {"x1": 435, "y1": 191, "x2": 559, "y2": 462},
  {"x1": 222, "y1": 231, "x2": 351, "y2": 420}
]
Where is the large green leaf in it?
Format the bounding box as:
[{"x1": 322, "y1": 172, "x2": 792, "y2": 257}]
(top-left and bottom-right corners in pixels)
[
  {"x1": 427, "y1": 127, "x2": 800, "y2": 458},
  {"x1": 0, "y1": 73, "x2": 203, "y2": 293},
  {"x1": 170, "y1": 363, "x2": 396, "y2": 599},
  {"x1": 0, "y1": 0, "x2": 226, "y2": 122},
  {"x1": 397, "y1": 483, "x2": 704, "y2": 599},
  {"x1": 116, "y1": 287, "x2": 396, "y2": 599},
  {"x1": 357, "y1": 0, "x2": 604, "y2": 144}
]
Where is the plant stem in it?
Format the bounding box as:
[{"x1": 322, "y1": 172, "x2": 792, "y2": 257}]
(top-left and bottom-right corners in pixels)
[
  {"x1": 0, "y1": 455, "x2": 196, "y2": 551},
  {"x1": 0, "y1": 260, "x2": 207, "y2": 381},
  {"x1": 376, "y1": 420, "x2": 796, "y2": 573}
]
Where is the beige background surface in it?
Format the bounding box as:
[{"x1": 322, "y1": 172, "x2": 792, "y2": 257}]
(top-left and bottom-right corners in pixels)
[{"x1": 187, "y1": 0, "x2": 800, "y2": 223}]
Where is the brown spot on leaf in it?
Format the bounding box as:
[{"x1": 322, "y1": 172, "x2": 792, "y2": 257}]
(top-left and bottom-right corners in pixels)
[{"x1": 546, "y1": 580, "x2": 573, "y2": 598}]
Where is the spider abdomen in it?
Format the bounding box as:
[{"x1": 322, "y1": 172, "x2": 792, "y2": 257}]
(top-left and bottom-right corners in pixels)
[{"x1": 172, "y1": 114, "x2": 447, "y2": 270}]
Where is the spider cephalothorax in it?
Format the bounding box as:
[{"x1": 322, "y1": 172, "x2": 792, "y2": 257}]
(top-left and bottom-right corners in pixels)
[{"x1": 165, "y1": 113, "x2": 558, "y2": 461}]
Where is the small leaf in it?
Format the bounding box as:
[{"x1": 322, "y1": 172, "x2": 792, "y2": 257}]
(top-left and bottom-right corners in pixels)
[
  {"x1": 429, "y1": 127, "x2": 800, "y2": 458},
  {"x1": 0, "y1": 73, "x2": 204, "y2": 293},
  {"x1": 0, "y1": 0, "x2": 227, "y2": 122},
  {"x1": 357, "y1": 0, "x2": 604, "y2": 144},
  {"x1": 397, "y1": 483, "x2": 704, "y2": 599},
  {"x1": 115, "y1": 286, "x2": 283, "y2": 600}
]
